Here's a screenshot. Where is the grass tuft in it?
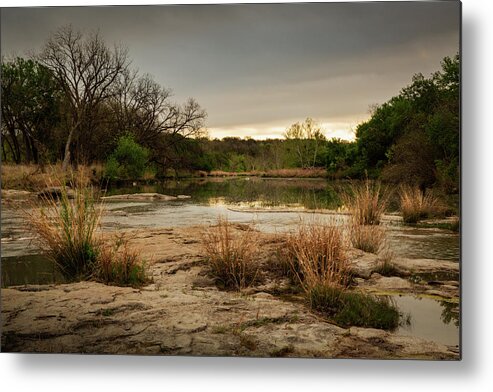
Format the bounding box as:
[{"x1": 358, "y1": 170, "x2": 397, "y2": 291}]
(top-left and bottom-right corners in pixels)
[
  {"x1": 24, "y1": 175, "x2": 102, "y2": 279},
  {"x1": 280, "y1": 222, "x2": 351, "y2": 291},
  {"x1": 24, "y1": 174, "x2": 148, "y2": 287},
  {"x1": 373, "y1": 249, "x2": 400, "y2": 277},
  {"x1": 342, "y1": 179, "x2": 391, "y2": 226},
  {"x1": 308, "y1": 285, "x2": 399, "y2": 330},
  {"x1": 201, "y1": 217, "x2": 259, "y2": 290},
  {"x1": 399, "y1": 185, "x2": 444, "y2": 224},
  {"x1": 95, "y1": 233, "x2": 149, "y2": 287},
  {"x1": 349, "y1": 223, "x2": 386, "y2": 253}
]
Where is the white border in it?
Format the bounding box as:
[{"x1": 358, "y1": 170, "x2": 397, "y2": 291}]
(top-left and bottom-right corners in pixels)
[{"x1": 2, "y1": 0, "x2": 493, "y2": 391}]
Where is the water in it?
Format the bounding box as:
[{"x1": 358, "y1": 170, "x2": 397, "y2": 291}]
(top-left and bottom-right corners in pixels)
[
  {"x1": 105, "y1": 177, "x2": 345, "y2": 210},
  {"x1": 393, "y1": 295, "x2": 459, "y2": 347},
  {"x1": 1, "y1": 254, "x2": 64, "y2": 287}
]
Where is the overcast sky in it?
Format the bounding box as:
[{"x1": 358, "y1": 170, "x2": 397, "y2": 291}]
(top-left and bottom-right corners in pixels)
[{"x1": 1, "y1": 1, "x2": 460, "y2": 140}]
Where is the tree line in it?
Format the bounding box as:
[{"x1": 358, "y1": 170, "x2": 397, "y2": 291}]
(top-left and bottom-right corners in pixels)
[
  {"x1": 1, "y1": 25, "x2": 206, "y2": 173},
  {"x1": 1, "y1": 25, "x2": 459, "y2": 193}
]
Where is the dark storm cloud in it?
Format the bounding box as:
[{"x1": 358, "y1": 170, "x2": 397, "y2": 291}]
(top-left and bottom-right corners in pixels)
[{"x1": 1, "y1": 2, "x2": 460, "y2": 138}]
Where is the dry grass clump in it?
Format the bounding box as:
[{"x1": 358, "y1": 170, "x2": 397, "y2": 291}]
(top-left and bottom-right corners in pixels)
[
  {"x1": 281, "y1": 222, "x2": 351, "y2": 291},
  {"x1": 95, "y1": 234, "x2": 149, "y2": 287},
  {"x1": 278, "y1": 221, "x2": 400, "y2": 330},
  {"x1": 262, "y1": 168, "x2": 327, "y2": 178},
  {"x1": 207, "y1": 168, "x2": 327, "y2": 178},
  {"x1": 201, "y1": 217, "x2": 260, "y2": 290},
  {"x1": 399, "y1": 185, "x2": 444, "y2": 224},
  {"x1": 343, "y1": 179, "x2": 391, "y2": 225},
  {"x1": 24, "y1": 176, "x2": 102, "y2": 279},
  {"x1": 349, "y1": 223, "x2": 386, "y2": 254},
  {"x1": 23, "y1": 174, "x2": 147, "y2": 286},
  {"x1": 1, "y1": 163, "x2": 94, "y2": 191}
]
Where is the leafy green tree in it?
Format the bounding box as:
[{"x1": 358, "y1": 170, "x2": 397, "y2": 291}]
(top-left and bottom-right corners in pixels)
[
  {"x1": 353, "y1": 54, "x2": 459, "y2": 191},
  {"x1": 1, "y1": 57, "x2": 62, "y2": 164},
  {"x1": 105, "y1": 134, "x2": 149, "y2": 179}
]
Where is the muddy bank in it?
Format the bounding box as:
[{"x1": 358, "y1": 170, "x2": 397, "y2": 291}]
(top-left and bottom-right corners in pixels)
[{"x1": 1, "y1": 226, "x2": 459, "y2": 358}]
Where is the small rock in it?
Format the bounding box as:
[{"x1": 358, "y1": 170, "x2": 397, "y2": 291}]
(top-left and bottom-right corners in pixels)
[{"x1": 254, "y1": 292, "x2": 274, "y2": 299}]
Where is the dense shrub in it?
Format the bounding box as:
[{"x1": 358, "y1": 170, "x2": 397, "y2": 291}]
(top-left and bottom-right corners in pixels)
[{"x1": 105, "y1": 134, "x2": 149, "y2": 180}]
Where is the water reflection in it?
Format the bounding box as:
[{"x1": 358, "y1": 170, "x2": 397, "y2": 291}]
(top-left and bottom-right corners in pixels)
[{"x1": 393, "y1": 295, "x2": 459, "y2": 347}]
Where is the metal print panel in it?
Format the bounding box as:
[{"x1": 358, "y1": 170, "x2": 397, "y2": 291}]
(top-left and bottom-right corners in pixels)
[{"x1": 0, "y1": 1, "x2": 461, "y2": 359}]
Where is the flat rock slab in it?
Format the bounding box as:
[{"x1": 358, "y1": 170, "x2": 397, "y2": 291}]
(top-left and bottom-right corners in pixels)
[
  {"x1": 101, "y1": 193, "x2": 186, "y2": 201},
  {"x1": 1, "y1": 189, "x2": 33, "y2": 199},
  {"x1": 1, "y1": 226, "x2": 458, "y2": 359}
]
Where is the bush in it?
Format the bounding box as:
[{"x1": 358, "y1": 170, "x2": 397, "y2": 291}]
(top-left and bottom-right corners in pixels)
[
  {"x1": 105, "y1": 134, "x2": 149, "y2": 180},
  {"x1": 399, "y1": 185, "x2": 443, "y2": 224},
  {"x1": 308, "y1": 285, "x2": 400, "y2": 330},
  {"x1": 25, "y1": 176, "x2": 102, "y2": 279},
  {"x1": 343, "y1": 179, "x2": 391, "y2": 225},
  {"x1": 201, "y1": 217, "x2": 259, "y2": 290},
  {"x1": 281, "y1": 222, "x2": 351, "y2": 291}
]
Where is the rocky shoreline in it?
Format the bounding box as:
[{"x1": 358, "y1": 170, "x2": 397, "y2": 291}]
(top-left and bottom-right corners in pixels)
[{"x1": 1, "y1": 225, "x2": 460, "y2": 359}]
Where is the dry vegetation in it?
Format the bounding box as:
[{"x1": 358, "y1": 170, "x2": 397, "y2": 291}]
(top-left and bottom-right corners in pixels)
[
  {"x1": 1, "y1": 163, "x2": 102, "y2": 192},
  {"x1": 22, "y1": 174, "x2": 147, "y2": 285},
  {"x1": 349, "y1": 223, "x2": 386, "y2": 254},
  {"x1": 276, "y1": 221, "x2": 399, "y2": 330},
  {"x1": 343, "y1": 179, "x2": 391, "y2": 225},
  {"x1": 201, "y1": 217, "x2": 260, "y2": 290},
  {"x1": 208, "y1": 168, "x2": 327, "y2": 178},
  {"x1": 281, "y1": 222, "x2": 351, "y2": 292},
  {"x1": 399, "y1": 185, "x2": 444, "y2": 224},
  {"x1": 95, "y1": 233, "x2": 149, "y2": 287},
  {"x1": 23, "y1": 176, "x2": 102, "y2": 279}
]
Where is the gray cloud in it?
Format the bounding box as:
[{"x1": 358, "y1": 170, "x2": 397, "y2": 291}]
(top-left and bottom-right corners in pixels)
[{"x1": 1, "y1": 2, "x2": 460, "y2": 138}]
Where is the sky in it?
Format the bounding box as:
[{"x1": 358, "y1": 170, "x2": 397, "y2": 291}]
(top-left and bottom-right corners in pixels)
[{"x1": 1, "y1": 1, "x2": 460, "y2": 140}]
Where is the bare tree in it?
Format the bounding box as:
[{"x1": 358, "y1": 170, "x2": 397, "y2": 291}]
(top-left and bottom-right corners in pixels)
[
  {"x1": 38, "y1": 25, "x2": 129, "y2": 170},
  {"x1": 111, "y1": 71, "x2": 206, "y2": 143},
  {"x1": 109, "y1": 71, "x2": 206, "y2": 169}
]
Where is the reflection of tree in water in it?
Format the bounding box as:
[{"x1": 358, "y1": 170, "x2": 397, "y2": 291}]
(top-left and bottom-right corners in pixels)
[
  {"x1": 440, "y1": 301, "x2": 459, "y2": 327},
  {"x1": 154, "y1": 178, "x2": 344, "y2": 209}
]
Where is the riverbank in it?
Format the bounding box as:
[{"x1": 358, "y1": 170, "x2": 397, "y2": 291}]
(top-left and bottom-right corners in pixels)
[
  {"x1": 0, "y1": 164, "x2": 330, "y2": 193},
  {"x1": 1, "y1": 224, "x2": 459, "y2": 358}
]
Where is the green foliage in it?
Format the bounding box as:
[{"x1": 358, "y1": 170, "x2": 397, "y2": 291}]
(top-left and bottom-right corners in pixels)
[
  {"x1": 105, "y1": 134, "x2": 149, "y2": 180},
  {"x1": 354, "y1": 54, "x2": 459, "y2": 192},
  {"x1": 1, "y1": 57, "x2": 63, "y2": 163},
  {"x1": 308, "y1": 285, "x2": 400, "y2": 330},
  {"x1": 322, "y1": 138, "x2": 358, "y2": 177}
]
